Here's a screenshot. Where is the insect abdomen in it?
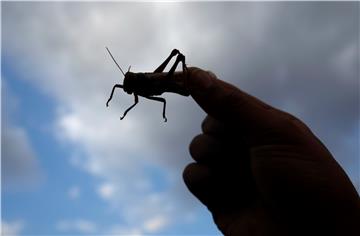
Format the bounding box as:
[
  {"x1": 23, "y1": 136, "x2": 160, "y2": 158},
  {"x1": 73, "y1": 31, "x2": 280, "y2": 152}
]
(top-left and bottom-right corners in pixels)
[{"x1": 144, "y1": 72, "x2": 190, "y2": 97}]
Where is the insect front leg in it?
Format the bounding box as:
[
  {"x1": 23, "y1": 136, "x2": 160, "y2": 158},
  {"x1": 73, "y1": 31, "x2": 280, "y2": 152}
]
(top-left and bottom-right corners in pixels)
[
  {"x1": 106, "y1": 84, "x2": 124, "y2": 107},
  {"x1": 145, "y1": 96, "x2": 167, "y2": 122},
  {"x1": 120, "y1": 94, "x2": 139, "y2": 120},
  {"x1": 153, "y1": 49, "x2": 179, "y2": 73}
]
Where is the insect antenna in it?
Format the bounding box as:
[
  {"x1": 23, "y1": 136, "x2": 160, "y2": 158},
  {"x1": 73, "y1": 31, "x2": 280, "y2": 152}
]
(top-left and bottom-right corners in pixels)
[{"x1": 105, "y1": 47, "x2": 126, "y2": 76}]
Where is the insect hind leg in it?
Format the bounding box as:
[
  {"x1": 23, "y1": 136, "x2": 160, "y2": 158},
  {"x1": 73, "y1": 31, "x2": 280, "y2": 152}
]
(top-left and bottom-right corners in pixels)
[
  {"x1": 145, "y1": 96, "x2": 167, "y2": 122},
  {"x1": 167, "y1": 53, "x2": 186, "y2": 78},
  {"x1": 120, "y1": 94, "x2": 139, "y2": 120},
  {"x1": 107, "y1": 84, "x2": 123, "y2": 107},
  {"x1": 154, "y1": 49, "x2": 180, "y2": 73}
]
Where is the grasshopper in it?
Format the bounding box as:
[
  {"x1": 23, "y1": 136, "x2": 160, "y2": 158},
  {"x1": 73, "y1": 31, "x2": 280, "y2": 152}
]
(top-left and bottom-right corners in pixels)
[{"x1": 106, "y1": 48, "x2": 190, "y2": 122}]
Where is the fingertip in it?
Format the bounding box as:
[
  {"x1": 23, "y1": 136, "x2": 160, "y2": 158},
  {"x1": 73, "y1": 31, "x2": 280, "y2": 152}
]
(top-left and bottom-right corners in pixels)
[
  {"x1": 189, "y1": 134, "x2": 202, "y2": 159},
  {"x1": 201, "y1": 116, "x2": 226, "y2": 135},
  {"x1": 182, "y1": 162, "x2": 197, "y2": 184},
  {"x1": 187, "y1": 67, "x2": 241, "y2": 122},
  {"x1": 189, "y1": 134, "x2": 223, "y2": 163},
  {"x1": 183, "y1": 163, "x2": 212, "y2": 188},
  {"x1": 187, "y1": 67, "x2": 217, "y2": 95}
]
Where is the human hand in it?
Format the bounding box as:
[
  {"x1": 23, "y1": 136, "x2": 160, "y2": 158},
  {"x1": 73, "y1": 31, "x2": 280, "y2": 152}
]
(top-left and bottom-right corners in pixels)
[{"x1": 183, "y1": 68, "x2": 360, "y2": 235}]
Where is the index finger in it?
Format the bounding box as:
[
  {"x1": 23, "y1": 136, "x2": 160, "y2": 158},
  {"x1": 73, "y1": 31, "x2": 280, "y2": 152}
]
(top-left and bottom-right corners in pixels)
[{"x1": 187, "y1": 67, "x2": 277, "y2": 131}]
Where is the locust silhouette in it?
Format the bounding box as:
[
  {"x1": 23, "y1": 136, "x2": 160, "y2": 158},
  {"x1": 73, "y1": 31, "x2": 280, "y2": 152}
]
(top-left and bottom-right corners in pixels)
[{"x1": 106, "y1": 48, "x2": 190, "y2": 122}]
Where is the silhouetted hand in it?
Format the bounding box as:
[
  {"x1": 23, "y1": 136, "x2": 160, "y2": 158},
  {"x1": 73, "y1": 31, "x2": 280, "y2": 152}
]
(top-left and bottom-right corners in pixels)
[{"x1": 183, "y1": 68, "x2": 360, "y2": 236}]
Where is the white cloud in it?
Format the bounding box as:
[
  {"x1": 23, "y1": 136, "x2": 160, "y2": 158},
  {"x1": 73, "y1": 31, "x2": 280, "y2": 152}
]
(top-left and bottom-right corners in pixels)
[
  {"x1": 1, "y1": 220, "x2": 24, "y2": 236},
  {"x1": 101, "y1": 213, "x2": 170, "y2": 235},
  {"x1": 105, "y1": 225, "x2": 143, "y2": 236},
  {"x1": 104, "y1": 214, "x2": 169, "y2": 235},
  {"x1": 68, "y1": 186, "x2": 80, "y2": 200},
  {"x1": 97, "y1": 183, "x2": 115, "y2": 200},
  {"x1": 143, "y1": 215, "x2": 168, "y2": 233},
  {"x1": 56, "y1": 219, "x2": 97, "y2": 234}
]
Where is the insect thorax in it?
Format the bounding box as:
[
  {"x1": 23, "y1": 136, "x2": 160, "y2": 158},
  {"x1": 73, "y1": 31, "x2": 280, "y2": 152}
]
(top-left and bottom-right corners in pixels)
[{"x1": 123, "y1": 72, "x2": 138, "y2": 94}]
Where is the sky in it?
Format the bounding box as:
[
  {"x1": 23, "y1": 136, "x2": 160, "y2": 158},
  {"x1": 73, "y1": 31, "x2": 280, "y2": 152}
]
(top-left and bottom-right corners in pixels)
[{"x1": 1, "y1": 2, "x2": 359, "y2": 235}]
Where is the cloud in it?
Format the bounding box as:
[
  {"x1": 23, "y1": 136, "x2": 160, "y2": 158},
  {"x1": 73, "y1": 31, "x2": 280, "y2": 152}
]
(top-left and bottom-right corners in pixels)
[
  {"x1": 2, "y1": 1, "x2": 358, "y2": 234},
  {"x1": 1, "y1": 220, "x2": 24, "y2": 236},
  {"x1": 105, "y1": 214, "x2": 170, "y2": 235},
  {"x1": 1, "y1": 124, "x2": 43, "y2": 191},
  {"x1": 56, "y1": 219, "x2": 97, "y2": 234},
  {"x1": 105, "y1": 225, "x2": 143, "y2": 236},
  {"x1": 143, "y1": 215, "x2": 168, "y2": 233},
  {"x1": 55, "y1": 215, "x2": 169, "y2": 235},
  {"x1": 1, "y1": 81, "x2": 43, "y2": 192},
  {"x1": 97, "y1": 182, "x2": 115, "y2": 200}
]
